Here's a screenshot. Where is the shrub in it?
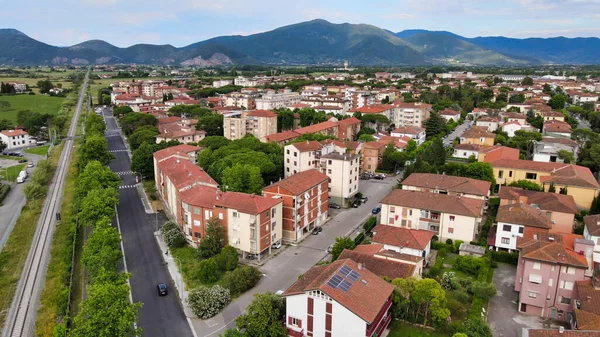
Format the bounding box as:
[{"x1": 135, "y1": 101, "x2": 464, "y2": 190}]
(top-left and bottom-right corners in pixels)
[
  {"x1": 446, "y1": 238, "x2": 453, "y2": 245},
  {"x1": 197, "y1": 258, "x2": 219, "y2": 284},
  {"x1": 438, "y1": 247, "x2": 448, "y2": 258},
  {"x1": 163, "y1": 227, "x2": 187, "y2": 248},
  {"x1": 24, "y1": 181, "x2": 46, "y2": 200},
  {"x1": 219, "y1": 266, "x2": 261, "y2": 297},
  {"x1": 454, "y1": 255, "x2": 482, "y2": 275},
  {"x1": 160, "y1": 221, "x2": 179, "y2": 233},
  {"x1": 187, "y1": 285, "x2": 231, "y2": 319},
  {"x1": 0, "y1": 183, "x2": 11, "y2": 202},
  {"x1": 491, "y1": 250, "x2": 519, "y2": 265},
  {"x1": 453, "y1": 240, "x2": 464, "y2": 254},
  {"x1": 354, "y1": 232, "x2": 365, "y2": 246},
  {"x1": 447, "y1": 297, "x2": 465, "y2": 317},
  {"x1": 470, "y1": 281, "x2": 497, "y2": 300},
  {"x1": 363, "y1": 217, "x2": 377, "y2": 233},
  {"x1": 462, "y1": 317, "x2": 492, "y2": 337},
  {"x1": 215, "y1": 245, "x2": 239, "y2": 272},
  {"x1": 441, "y1": 271, "x2": 456, "y2": 290},
  {"x1": 454, "y1": 289, "x2": 470, "y2": 304}
]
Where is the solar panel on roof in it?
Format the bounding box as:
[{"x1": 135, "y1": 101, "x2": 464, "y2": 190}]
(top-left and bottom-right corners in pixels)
[
  {"x1": 347, "y1": 270, "x2": 359, "y2": 282},
  {"x1": 339, "y1": 265, "x2": 352, "y2": 276},
  {"x1": 338, "y1": 279, "x2": 352, "y2": 292},
  {"x1": 327, "y1": 275, "x2": 343, "y2": 288}
]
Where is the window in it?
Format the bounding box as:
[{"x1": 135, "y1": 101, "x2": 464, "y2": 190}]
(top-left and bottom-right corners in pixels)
[
  {"x1": 286, "y1": 168, "x2": 290, "y2": 172},
  {"x1": 266, "y1": 236, "x2": 270, "y2": 244},
  {"x1": 390, "y1": 206, "x2": 395, "y2": 213},
  {"x1": 526, "y1": 172, "x2": 537, "y2": 180},
  {"x1": 564, "y1": 266, "x2": 576, "y2": 274},
  {"x1": 548, "y1": 278, "x2": 553, "y2": 286},
  {"x1": 328, "y1": 160, "x2": 332, "y2": 165},
  {"x1": 409, "y1": 210, "x2": 412, "y2": 216},
  {"x1": 194, "y1": 232, "x2": 201, "y2": 238},
  {"x1": 294, "y1": 161, "x2": 297, "y2": 166},
  {"x1": 449, "y1": 216, "x2": 455, "y2": 221},
  {"x1": 529, "y1": 274, "x2": 542, "y2": 284},
  {"x1": 328, "y1": 169, "x2": 332, "y2": 174},
  {"x1": 286, "y1": 149, "x2": 289, "y2": 155},
  {"x1": 286, "y1": 159, "x2": 290, "y2": 163},
  {"x1": 501, "y1": 237, "x2": 510, "y2": 244},
  {"x1": 266, "y1": 210, "x2": 270, "y2": 219},
  {"x1": 509, "y1": 171, "x2": 513, "y2": 177},
  {"x1": 294, "y1": 152, "x2": 297, "y2": 157},
  {"x1": 498, "y1": 170, "x2": 504, "y2": 178},
  {"x1": 528, "y1": 291, "x2": 538, "y2": 299},
  {"x1": 194, "y1": 208, "x2": 200, "y2": 215},
  {"x1": 560, "y1": 297, "x2": 571, "y2": 305},
  {"x1": 218, "y1": 213, "x2": 223, "y2": 220},
  {"x1": 448, "y1": 227, "x2": 454, "y2": 234},
  {"x1": 533, "y1": 262, "x2": 541, "y2": 270},
  {"x1": 503, "y1": 224, "x2": 511, "y2": 232},
  {"x1": 272, "y1": 221, "x2": 276, "y2": 230},
  {"x1": 560, "y1": 281, "x2": 574, "y2": 290},
  {"x1": 232, "y1": 212, "x2": 238, "y2": 218},
  {"x1": 291, "y1": 318, "x2": 300, "y2": 326},
  {"x1": 518, "y1": 227, "x2": 524, "y2": 234},
  {"x1": 272, "y1": 208, "x2": 276, "y2": 218}
]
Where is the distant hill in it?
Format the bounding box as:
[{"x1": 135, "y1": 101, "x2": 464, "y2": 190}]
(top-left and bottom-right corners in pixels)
[{"x1": 1, "y1": 21, "x2": 600, "y2": 66}]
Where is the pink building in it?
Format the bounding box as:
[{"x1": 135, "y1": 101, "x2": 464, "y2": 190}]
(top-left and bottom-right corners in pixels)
[{"x1": 515, "y1": 232, "x2": 594, "y2": 322}]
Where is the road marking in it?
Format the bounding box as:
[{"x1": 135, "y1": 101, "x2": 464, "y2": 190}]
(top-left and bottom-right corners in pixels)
[
  {"x1": 109, "y1": 149, "x2": 128, "y2": 153},
  {"x1": 205, "y1": 319, "x2": 218, "y2": 327},
  {"x1": 115, "y1": 171, "x2": 135, "y2": 176},
  {"x1": 119, "y1": 184, "x2": 138, "y2": 189}
]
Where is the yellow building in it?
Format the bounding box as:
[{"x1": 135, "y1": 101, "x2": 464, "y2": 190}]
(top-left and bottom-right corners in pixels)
[
  {"x1": 459, "y1": 126, "x2": 495, "y2": 147},
  {"x1": 489, "y1": 159, "x2": 599, "y2": 210}
]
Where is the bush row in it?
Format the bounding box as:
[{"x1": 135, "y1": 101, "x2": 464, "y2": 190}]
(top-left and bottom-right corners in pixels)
[
  {"x1": 491, "y1": 250, "x2": 519, "y2": 265},
  {"x1": 0, "y1": 183, "x2": 10, "y2": 203}
]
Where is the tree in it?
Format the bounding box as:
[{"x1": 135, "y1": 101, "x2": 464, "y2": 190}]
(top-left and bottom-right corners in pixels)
[
  {"x1": 0, "y1": 118, "x2": 14, "y2": 131},
  {"x1": 559, "y1": 186, "x2": 568, "y2": 195},
  {"x1": 198, "y1": 218, "x2": 226, "y2": 258},
  {"x1": 411, "y1": 278, "x2": 450, "y2": 326},
  {"x1": 464, "y1": 162, "x2": 496, "y2": 187},
  {"x1": 82, "y1": 221, "x2": 123, "y2": 280},
  {"x1": 219, "y1": 266, "x2": 261, "y2": 297},
  {"x1": 221, "y1": 329, "x2": 248, "y2": 337},
  {"x1": 462, "y1": 317, "x2": 492, "y2": 337},
  {"x1": 508, "y1": 180, "x2": 543, "y2": 191},
  {"x1": 80, "y1": 135, "x2": 115, "y2": 169},
  {"x1": 424, "y1": 112, "x2": 447, "y2": 139},
  {"x1": 188, "y1": 285, "x2": 231, "y2": 319},
  {"x1": 197, "y1": 113, "x2": 224, "y2": 136},
  {"x1": 78, "y1": 188, "x2": 119, "y2": 227},
  {"x1": 508, "y1": 94, "x2": 525, "y2": 103},
  {"x1": 36, "y1": 79, "x2": 54, "y2": 94},
  {"x1": 119, "y1": 112, "x2": 157, "y2": 136},
  {"x1": 0, "y1": 140, "x2": 6, "y2": 153},
  {"x1": 0, "y1": 100, "x2": 11, "y2": 111},
  {"x1": 216, "y1": 245, "x2": 239, "y2": 272},
  {"x1": 198, "y1": 258, "x2": 219, "y2": 283},
  {"x1": 469, "y1": 281, "x2": 497, "y2": 300},
  {"x1": 547, "y1": 182, "x2": 556, "y2": 193},
  {"x1": 548, "y1": 94, "x2": 567, "y2": 110},
  {"x1": 221, "y1": 163, "x2": 264, "y2": 194},
  {"x1": 77, "y1": 161, "x2": 120, "y2": 199},
  {"x1": 557, "y1": 149, "x2": 575, "y2": 164},
  {"x1": 17, "y1": 110, "x2": 51, "y2": 134},
  {"x1": 235, "y1": 292, "x2": 286, "y2": 337},
  {"x1": 161, "y1": 223, "x2": 187, "y2": 248},
  {"x1": 128, "y1": 125, "x2": 159, "y2": 150},
  {"x1": 113, "y1": 105, "x2": 133, "y2": 117},
  {"x1": 422, "y1": 138, "x2": 446, "y2": 167},
  {"x1": 131, "y1": 143, "x2": 156, "y2": 178},
  {"x1": 70, "y1": 272, "x2": 142, "y2": 337},
  {"x1": 521, "y1": 77, "x2": 534, "y2": 86},
  {"x1": 331, "y1": 237, "x2": 355, "y2": 261}
]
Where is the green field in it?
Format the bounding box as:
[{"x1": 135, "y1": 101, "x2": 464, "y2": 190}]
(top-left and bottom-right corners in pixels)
[
  {"x1": 0, "y1": 77, "x2": 73, "y2": 94},
  {"x1": 0, "y1": 94, "x2": 65, "y2": 122},
  {"x1": 1, "y1": 163, "x2": 26, "y2": 181},
  {"x1": 24, "y1": 145, "x2": 50, "y2": 156},
  {"x1": 388, "y1": 321, "x2": 447, "y2": 337}
]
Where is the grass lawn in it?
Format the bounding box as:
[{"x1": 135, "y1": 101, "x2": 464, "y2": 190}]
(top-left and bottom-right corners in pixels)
[
  {"x1": 0, "y1": 94, "x2": 65, "y2": 122},
  {"x1": 171, "y1": 246, "x2": 206, "y2": 290},
  {"x1": 24, "y1": 145, "x2": 50, "y2": 156},
  {"x1": 387, "y1": 320, "x2": 447, "y2": 337},
  {"x1": 1, "y1": 163, "x2": 26, "y2": 181}
]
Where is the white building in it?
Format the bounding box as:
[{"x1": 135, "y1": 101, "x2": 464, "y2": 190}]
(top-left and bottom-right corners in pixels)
[
  {"x1": 233, "y1": 76, "x2": 257, "y2": 87},
  {"x1": 493, "y1": 203, "x2": 552, "y2": 252},
  {"x1": 255, "y1": 89, "x2": 301, "y2": 110},
  {"x1": 283, "y1": 259, "x2": 394, "y2": 337},
  {"x1": 371, "y1": 224, "x2": 434, "y2": 259},
  {"x1": 439, "y1": 109, "x2": 461, "y2": 122},
  {"x1": 0, "y1": 130, "x2": 30, "y2": 150},
  {"x1": 475, "y1": 116, "x2": 501, "y2": 132},
  {"x1": 583, "y1": 215, "x2": 600, "y2": 269},
  {"x1": 390, "y1": 126, "x2": 426, "y2": 145},
  {"x1": 213, "y1": 79, "x2": 232, "y2": 88}
]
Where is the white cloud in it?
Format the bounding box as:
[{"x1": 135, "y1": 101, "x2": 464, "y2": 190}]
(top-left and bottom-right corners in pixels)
[
  {"x1": 382, "y1": 13, "x2": 415, "y2": 19},
  {"x1": 115, "y1": 12, "x2": 177, "y2": 26}
]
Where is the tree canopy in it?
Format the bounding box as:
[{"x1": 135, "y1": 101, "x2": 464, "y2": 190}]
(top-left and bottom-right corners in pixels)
[{"x1": 235, "y1": 292, "x2": 287, "y2": 337}]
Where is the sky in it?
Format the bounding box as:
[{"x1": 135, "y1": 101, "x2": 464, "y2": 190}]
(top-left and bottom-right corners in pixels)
[{"x1": 2, "y1": 0, "x2": 600, "y2": 47}]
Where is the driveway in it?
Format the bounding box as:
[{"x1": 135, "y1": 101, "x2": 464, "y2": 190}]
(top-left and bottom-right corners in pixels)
[
  {"x1": 190, "y1": 175, "x2": 399, "y2": 336},
  {"x1": 489, "y1": 263, "x2": 562, "y2": 337}
]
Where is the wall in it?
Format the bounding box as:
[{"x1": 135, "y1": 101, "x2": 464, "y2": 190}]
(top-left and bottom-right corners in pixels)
[
  {"x1": 438, "y1": 213, "x2": 479, "y2": 243},
  {"x1": 494, "y1": 221, "x2": 523, "y2": 251},
  {"x1": 493, "y1": 167, "x2": 549, "y2": 185},
  {"x1": 546, "y1": 184, "x2": 597, "y2": 210},
  {"x1": 331, "y1": 300, "x2": 366, "y2": 337},
  {"x1": 454, "y1": 148, "x2": 479, "y2": 159},
  {"x1": 550, "y1": 211, "x2": 575, "y2": 234}
]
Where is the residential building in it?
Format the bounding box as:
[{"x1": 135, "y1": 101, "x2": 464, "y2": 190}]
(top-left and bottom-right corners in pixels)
[
  {"x1": 453, "y1": 143, "x2": 484, "y2": 160},
  {"x1": 477, "y1": 145, "x2": 520, "y2": 163},
  {"x1": 156, "y1": 118, "x2": 206, "y2": 144},
  {"x1": 223, "y1": 110, "x2": 278, "y2": 141},
  {"x1": 393, "y1": 102, "x2": 432, "y2": 128},
  {"x1": 487, "y1": 159, "x2": 600, "y2": 210},
  {"x1": 543, "y1": 120, "x2": 572, "y2": 138},
  {"x1": 493, "y1": 203, "x2": 552, "y2": 252},
  {"x1": 284, "y1": 141, "x2": 325, "y2": 177},
  {"x1": 523, "y1": 328, "x2": 600, "y2": 337},
  {"x1": 542, "y1": 111, "x2": 566, "y2": 122},
  {"x1": 213, "y1": 79, "x2": 232, "y2": 88},
  {"x1": 532, "y1": 137, "x2": 579, "y2": 163},
  {"x1": 390, "y1": 126, "x2": 426, "y2": 145},
  {"x1": 371, "y1": 224, "x2": 434, "y2": 260},
  {"x1": 460, "y1": 126, "x2": 495, "y2": 146},
  {"x1": 571, "y1": 277, "x2": 600, "y2": 331},
  {"x1": 295, "y1": 120, "x2": 339, "y2": 139},
  {"x1": 255, "y1": 89, "x2": 302, "y2": 110},
  {"x1": 282, "y1": 259, "x2": 394, "y2": 337},
  {"x1": 476, "y1": 116, "x2": 501, "y2": 132},
  {"x1": 502, "y1": 121, "x2": 537, "y2": 137},
  {"x1": 0, "y1": 130, "x2": 29, "y2": 149},
  {"x1": 572, "y1": 92, "x2": 599, "y2": 105},
  {"x1": 401, "y1": 173, "x2": 491, "y2": 200},
  {"x1": 262, "y1": 169, "x2": 329, "y2": 242},
  {"x1": 264, "y1": 130, "x2": 301, "y2": 145},
  {"x1": 379, "y1": 189, "x2": 485, "y2": 243},
  {"x1": 233, "y1": 76, "x2": 257, "y2": 87},
  {"x1": 515, "y1": 232, "x2": 593, "y2": 322},
  {"x1": 439, "y1": 109, "x2": 461, "y2": 122},
  {"x1": 336, "y1": 117, "x2": 361, "y2": 141},
  {"x1": 583, "y1": 215, "x2": 600, "y2": 270},
  {"x1": 362, "y1": 141, "x2": 387, "y2": 172},
  {"x1": 499, "y1": 186, "x2": 578, "y2": 234},
  {"x1": 338, "y1": 245, "x2": 421, "y2": 279},
  {"x1": 223, "y1": 92, "x2": 256, "y2": 109}
]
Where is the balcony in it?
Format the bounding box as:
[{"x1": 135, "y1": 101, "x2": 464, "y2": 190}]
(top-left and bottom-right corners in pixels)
[
  {"x1": 286, "y1": 328, "x2": 304, "y2": 337},
  {"x1": 366, "y1": 297, "x2": 393, "y2": 337}
]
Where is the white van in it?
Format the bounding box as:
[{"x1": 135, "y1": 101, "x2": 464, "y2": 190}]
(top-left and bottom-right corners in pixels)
[{"x1": 17, "y1": 176, "x2": 24, "y2": 183}]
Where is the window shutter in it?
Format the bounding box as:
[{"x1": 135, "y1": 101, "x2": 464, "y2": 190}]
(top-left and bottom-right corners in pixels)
[
  {"x1": 288, "y1": 316, "x2": 292, "y2": 325},
  {"x1": 298, "y1": 320, "x2": 302, "y2": 329}
]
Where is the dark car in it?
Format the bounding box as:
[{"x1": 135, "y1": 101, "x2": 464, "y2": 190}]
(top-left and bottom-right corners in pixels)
[
  {"x1": 372, "y1": 207, "x2": 381, "y2": 215},
  {"x1": 360, "y1": 196, "x2": 368, "y2": 203},
  {"x1": 329, "y1": 202, "x2": 341, "y2": 209},
  {"x1": 374, "y1": 173, "x2": 385, "y2": 180},
  {"x1": 352, "y1": 200, "x2": 361, "y2": 208},
  {"x1": 312, "y1": 226, "x2": 323, "y2": 235},
  {"x1": 18, "y1": 159, "x2": 27, "y2": 163},
  {"x1": 157, "y1": 283, "x2": 168, "y2": 296}
]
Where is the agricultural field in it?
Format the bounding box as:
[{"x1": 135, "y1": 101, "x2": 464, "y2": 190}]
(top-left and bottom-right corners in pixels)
[
  {"x1": 0, "y1": 77, "x2": 73, "y2": 93},
  {"x1": 0, "y1": 94, "x2": 65, "y2": 122}
]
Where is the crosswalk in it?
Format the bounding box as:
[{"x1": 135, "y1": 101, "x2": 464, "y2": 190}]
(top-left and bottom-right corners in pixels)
[
  {"x1": 105, "y1": 133, "x2": 121, "y2": 138},
  {"x1": 119, "y1": 184, "x2": 139, "y2": 190},
  {"x1": 109, "y1": 149, "x2": 128, "y2": 153},
  {"x1": 115, "y1": 171, "x2": 135, "y2": 176}
]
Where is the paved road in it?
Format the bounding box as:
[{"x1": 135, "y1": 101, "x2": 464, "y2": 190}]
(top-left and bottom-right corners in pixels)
[
  {"x1": 101, "y1": 107, "x2": 193, "y2": 337},
  {"x1": 191, "y1": 175, "x2": 398, "y2": 336},
  {"x1": 0, "y1": 153, "x2": 44, "y2": 252},
  {"x1": 444, "y1": 119, "x2": 471, "y2": 147}
]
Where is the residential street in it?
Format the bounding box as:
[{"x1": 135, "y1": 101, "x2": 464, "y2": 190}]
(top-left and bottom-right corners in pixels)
[
  {"x1": 191, "y1": 175, "x2": 398, "y2": 336},
  {"x1": 102, "y1": 108, "x2": 194, "y2": 337},
  {"x1": 444, "y1": 119, "x2": 471, "y2": 147}
]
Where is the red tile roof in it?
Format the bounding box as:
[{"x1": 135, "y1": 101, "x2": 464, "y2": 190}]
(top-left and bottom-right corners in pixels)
[
  {"x1": 282, "y1": 258, "x2": 394, "y2": 324},
  {"x1": 380, "y1": 189, "x2": 484, "y2": 217},
  {"x1": 247, "y1": 109, "x2": 277, "y2": 117},
  {"x1": 544, "y1": 120, "x2": 572, "y2": 133},
  {"x1": 363, "y1": 141, "x2": 388, "y2": 150},
  {"x1": 498, "y1": 186, "x2": 578, "y2": 214},
  {"x1": 153, "y1": 144, "x2": 202, "y2": 162},
  {"x1": 214, "y1": 192, "x2": 282, "y2": 215},
  {"x1": 289, "y1": 140, "x2": 322, "y2": 152},
  {"x1": 0, "y1": 129, "x2": 28, "y2": 137},
  {"x1": 263, "y1": 169, "x2": 329, "y2": 196},
  {"x1": 489, "y1": 160, "x2": 599, "y2": 188},
  {"x1": 158, "y1": 157, "x2": 218, "y2": 190},
  {"x1": 180, "y1": 185, "x2": 218, "y2": 208},
  {"x1": 583, "y1": 215, "x2": 600, "y2": 236},
  {"x1": 401, "y1": 173, "x2": 491, "y2": 197},
  {"x1": 391, "y1": 126, "x2": 425, "y2": 135},
  {"x1": 338, "y1": 117, "x2": 361, "y2": 127},
  {"x1": 349, "y1": 105, "x2": 393, "y2": 114},
  {"x1": 461, "y1": 126, "x2": 496, "y2": 139},
  {"x1": 439, "y1": 109, "x2": 461, "y2": 116},
  {"x1": 372, "y1": 225, "x2": 434, "y2": 250},
  {"x1": 157, "y1": 116, "x2": 182, "y2": 124},
  {"x1": 525, "y1": 329, "x2": 600, "y2": 337},
  {"x1": 496, "y1": 203, "x2": 552, "y2": 229},
  {"x1": 265, "y1": 130, "x2": 300, "y2": 143},
  {"x1": 295, "y1": 121, "x2": 338, "y2": 135},
  {"x1": 338, "y1": 250, "x2": 416, "y2": 280},
  {"x1": 517, "y1": 232, "x2": 588, "y2": 268}
]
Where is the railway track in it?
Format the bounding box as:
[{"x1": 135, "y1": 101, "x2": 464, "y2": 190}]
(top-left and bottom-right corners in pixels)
[{"x1": 1, "y1": 70, "x2": 89, "y2": 337}]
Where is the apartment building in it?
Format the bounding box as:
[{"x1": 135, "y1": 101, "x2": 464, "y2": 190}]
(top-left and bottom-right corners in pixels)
[
  {"x1": 155, "y1": 118, "x2": 206, "y2": 144},
  {"x1": 362, "y1": 141, "x2": 387, "y2": 172},
  {"x1": 262, "y1": 169, "x2": 329, "y2": 242},
  {"x1": 492, "y1": 203, "x2": 552, "y2": 252},
  {"x1": 295, "y1": 120, "x2": 339, "y2": 139},
  {"x1": 223, "y1": 110, "x2": 278, "y2": 141},
  {"x1": 255, "y1": 89, "x2": 301, "y2": 110},
  {"x1": 233, "y1": 76, "x2": 257, "y2": 87},
  {"x1": 459, "y1": 126, "x2": 495, "y2": 146},
  {"x1": 390, "y1": 126, "x2": 426, "y2": 145},
  {"x1": 583, "y1": 215, "x2": 600, "y2": 270},
  {"x1": 223, "y1": 92, "x2": 256, "y2": 109},
  {"x1": 379, "y1": 189, "x2": 485, "y2": 243},
  {"x1": 393, "y1": 102, "x2": 432, "y2": 128},
  {"x1": 336, "y1": 117, "x2": 361, "y2": 141},
  {"x1": 0, "y1": 130, "x2": 29, "y2": 150},
  {"x1": 284, "y1": 141, "x2": 325, "y2": 177},
  {"x1": 401, "y1": 173, "x2": 491, "y2": 200},
  {"x1": 213, "y1": 79, "x2": 232, "y2": 88},
  {"x1": 515, "y1": 232, "x2": 593, "y2": 322},
  {"x1": 283, "y1": 259, "x2": 394, "y2": 337}
]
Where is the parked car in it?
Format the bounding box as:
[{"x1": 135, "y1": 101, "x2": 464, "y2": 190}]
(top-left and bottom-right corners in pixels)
[
  {"x1": 372, "y1": 207, "x2": 381, "y2": 215},
  {"x1": 312, "y1": 226, "x2": 323, "y2": 235},
  {"x1": 329, "y1": 202, "x2": 341, "y2": 209},
  {"x1": 246, "y1": 253, "x2": 258, "y2": 260},
  {"x1": 352, "y1": 200, "x2": 361, "y2": 208},
  {"x1": 374, "y1": 173, "x2": 386, "y2": 180},
  {"x1": 8, "y1": 152, "x2": 17, "y2": 156},
  {"x1": 271, "y1": 241, "x2": 282, "y2": 249},
  {"x1": 360, "y1": 173, "x2": 371, "y2": 180},
  {"x1": 27, "y1": 162, "x2": 34, "y2": 168},
  {"x1": 157, "y1": 283, "x2": 168, "y2": 296},
  {"x1": 18, "y1": 159, "x2": 27, "y2": 163},
  {"x1": 360, "y1": 196, "x2": 368, "y2": 203}
]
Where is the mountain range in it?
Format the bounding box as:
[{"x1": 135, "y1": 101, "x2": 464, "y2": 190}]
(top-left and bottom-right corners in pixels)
[{"x1": 1, "y1": 19, "x2": 600, "y2": 66}]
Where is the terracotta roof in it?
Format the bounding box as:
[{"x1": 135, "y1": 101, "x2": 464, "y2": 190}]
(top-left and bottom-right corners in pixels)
[
  {"x1": 349, "y1": 105, "x2": 393, "y2": 114},
  {"x1": 380, "y1": 189, "x2": 484, "y2": 217},
  {"x1": 401, "y1": 173, "x2": 491, "y2": 197},
  {"x1": 158, "y1": 157, "x2": 218, "y2": 190},
  {"x1": 247, "y1": 109, "x2": 277, "y2": 117},
  {"x1": 214, "y1": 191, "x2": 282, "y2": 215},
  {"x1": 574, "y1": 309, "x2": 600, "y2": 331},
  {"x1": 439, "y1": 109, "x2": 461, "y2": 116},
  {"x1": 265, "y1": 130, "x2": 300, "y2": 143},
  {"x1": 476, "y1": 116, "x2": 501, "y2": 122},
  {"x1": 157, "y1": 116, "x2": 183, "y2": 124},
  {"x1": 363, "y1": 141, "x2": 387, "y2": 150},
  {"x1": 372, "y1": 224, "x2": 434, "y2": 250},
  {"x1": 295, "y1": 121, "x2": 338, "y2": 135},
  {"x1": 518, "y1": 232, "x2": 588, "y2": 268},
  {"x1": 543, "y1": 110, "x2": 565, "y2": 117},
  {"x1": 544, "y1": 120, "x2": 572, "y2": 133},
  {"x1": 353, "y1": 243, "x2": 385, "y2": 255},
  {"x1": 338, "y1": 250, "x2": 416, "y2": 280},
  {"x1": 153, "y1": 144, "x2": 202, "y2": 162},
  {"x1": 454, "y1": 143, "x2": 484, "y2": 151},
  {"x1": 180, "y1": 185, "x2": 218, "y2": 208},
  {"x1": 0, "y1": 129, "x2": 28, "y2": 137},
  {"x1": 391, "y1": 126, "x2": 425, "y2": 135},
  {"x1": 496, "y1": 203, "x2": 552, "y2": 229},
  {"x1": 461, "y1": 126, "x2": 495, "y2": 139},
  {"x1": 337, "y1": 117, "x2": 361, "y2": 126},
  {"x1": 394, "y1": 102, "x2": 432, "y2": 109},
  {"x1": 540, "y1": 137, "x2": 578, "y2": 147},
  {"x1": 575, "y1": 279, "x2": 600, "y2": 317},
  {"x1": 525, "y1": 329, "x2": 600, "y2": 337},
  {"x1": 282, "y1": 258, "x2": 394, "y2": 324},
  {"x1": 263, "y1": 169, "x2": 329, "y2": 196},
  {"x1": 498, "y1": 186, "x2": 578, "y2": 214},
  {"x1": 584, "y1": 215, "x2": 600, "y2": 236},
  {"x1": 540, "y1": 165, "x2": 600, "y2": 189},
  {"x1": 289, "y1": 140, "x2": 322, "y2": 152}
]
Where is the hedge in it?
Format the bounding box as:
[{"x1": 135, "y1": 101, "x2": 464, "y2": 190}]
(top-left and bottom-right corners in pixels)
[
  {"x1": 491, "y1": 250, "x2": 519, "y2": 265},
  {"x1": 354, "y1": 232, "x2": 365, "y2": 246},
  {"x1": 0, "y1": 184, "x2": 10, "y2": 203},
  {"x1": 363, "y1": 217, "x2": 377, "y2": 233}
]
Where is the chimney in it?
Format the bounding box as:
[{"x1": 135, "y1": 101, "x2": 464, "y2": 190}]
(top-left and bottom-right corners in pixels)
[
  {"x1": 357, "y1": 263, "x2": 363, "y2": 270},
  {"x1": 559, "y1": 326, "x2": 564, "y2": 334},
  {"x1": 587, "y1": 296, "x2": 592, "y2": 302}
]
